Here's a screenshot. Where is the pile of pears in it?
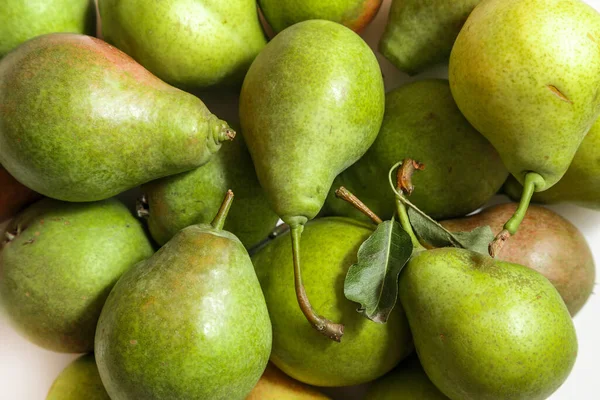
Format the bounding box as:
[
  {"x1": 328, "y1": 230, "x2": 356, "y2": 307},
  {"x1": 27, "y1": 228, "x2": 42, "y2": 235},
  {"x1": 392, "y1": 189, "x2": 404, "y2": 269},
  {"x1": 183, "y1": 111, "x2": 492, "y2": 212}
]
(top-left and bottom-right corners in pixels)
[{"x1": 0, "y1": 0, "x2": 598, "y2": 399}]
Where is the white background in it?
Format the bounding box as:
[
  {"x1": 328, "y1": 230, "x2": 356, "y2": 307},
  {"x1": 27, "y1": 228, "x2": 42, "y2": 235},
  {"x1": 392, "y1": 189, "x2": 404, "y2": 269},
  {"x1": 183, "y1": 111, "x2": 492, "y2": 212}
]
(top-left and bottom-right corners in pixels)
[{"x1": 1, "y1": 0, "x2": 599, "y2": 399}]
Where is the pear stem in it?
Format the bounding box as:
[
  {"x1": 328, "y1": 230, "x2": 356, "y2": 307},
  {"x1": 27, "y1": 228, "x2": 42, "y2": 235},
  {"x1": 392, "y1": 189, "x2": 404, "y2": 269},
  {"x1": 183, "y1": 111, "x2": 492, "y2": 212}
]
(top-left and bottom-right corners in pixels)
[
  {"x1": 395, "y1": 196, "x2": 423, "y2": 250},
  {"x1": 291, "y1": 224, "x2": 344, "y2": 342},
  {"x1": 211, "y1": 190, "x2": 234, "y2": 230},
  {"x1": 489, "y1": 172, "x2": 545, "y2": 257},
  {"x1": 334, "y1": 186, "x2": 382, "y2": 224}
]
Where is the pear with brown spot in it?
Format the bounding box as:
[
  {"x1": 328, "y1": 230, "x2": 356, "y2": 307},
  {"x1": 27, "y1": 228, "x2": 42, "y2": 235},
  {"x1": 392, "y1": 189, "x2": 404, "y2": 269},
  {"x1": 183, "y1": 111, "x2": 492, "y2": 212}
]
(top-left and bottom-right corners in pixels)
[
  {"x1": 449, "y1": 0, "x2": 600, "y2": 240},
  {"x1": 95, "y1": 191, "x2": 272, "y2": 400}
]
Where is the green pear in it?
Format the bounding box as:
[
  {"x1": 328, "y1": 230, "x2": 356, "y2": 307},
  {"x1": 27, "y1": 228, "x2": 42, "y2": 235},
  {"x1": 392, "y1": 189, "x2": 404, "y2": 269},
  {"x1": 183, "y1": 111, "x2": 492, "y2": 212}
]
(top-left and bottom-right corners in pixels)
[
  {"x1": 240, "y1": 20, "x2": 384, "y2": 339},
  {"x1": 399, "y1": 247, "x2": 577, "y2": 400},
  {"x1": 325, "y1": 79, "x2": 507, "y2": 221},
  {"x1": 449, "y1": 0, "x2": 600, "y2": 238},
  {"x1": 95, "y1": 192, "x2": 272, "y2": 400},
  {"x1": 0, "y1": 33, "x2": 234, "y2": 202},
  {"x1": 99, "y1": 0, "x2": 266, "y2": 89},
  {"x1": 47, "y1": 354, "x2": 110, "y2": 400},
  {"x1": 380, "y1": 0, "x2": 481, "y2": 75},
  {"x1": 259, "y1": 0, "x2": 383, "y2": 34},
  {"x1": 0, "y1": 198, "x2": 153, "y2": 353},
  {"x1": 504, "y1": 118, "x2": 600, "y2": 210},
  {"x1": 142, "y1": 135, "x2": 279, "y2": 249},
  {"x1": 252, "y1": 217, "x2": 412, "y2": 387},
  {"x1": 247, "y1": 363, "x2": 330, "y2": 399},
  {"x1": 365, "y1": 357, "x2": 449, "y2": 400},
  {"x1": 0, "y1": 0, "x2": 96, "y2": 58},
  {"x1": 441, "y1": 203, "x2": 596, "y2": 316}
]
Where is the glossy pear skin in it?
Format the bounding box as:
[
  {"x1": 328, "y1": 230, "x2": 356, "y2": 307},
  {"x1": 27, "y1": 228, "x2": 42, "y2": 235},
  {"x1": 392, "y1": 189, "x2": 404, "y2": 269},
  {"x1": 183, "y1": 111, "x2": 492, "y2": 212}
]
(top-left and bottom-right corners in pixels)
[
  {"x1": 100, "y1": 0, "x2": 266, "y2": 89},
  {"x1": 365, "y1": 357, "x2": 449, "y2": 400},
  {"x1": 400, "y1": 248, "x2": 577, "y2": 400},
  {"x1": 259, "y1": 0, "x2": 382, "y2": 33},
  {"x1": 449, "y1": 0, "x2": 600, "y2": 190},
  {"x1": 0, "y1": 166, "x2": 41, "y2": 222},
  {"x1": 247, "y1": 363, "x2": 330, "y2": 399},
  {"x1": 0, "y1": 34, "x2": 233, "y2": 202},
  {"x1": 504, "y1": 118, "x2": 600, "y2": 210},
  {"x1": 47, "y1": 354, "x2": 110, "y2": 400},
  {"x1": 441, "y1": 203, "x2": 595, "y2": 316},
  {"x1": 240, "y1": 20, "x2": 384, "y2": 227},
  {"x1": 0, "y1": 0, "x2": 96, "y2": 58},
  {"x1": 95, "y1": 225, "x2": 272, "y2": 400},
  {"x1": 325, "y1": 80, "x2": 507, "y2": 221},
  {"x1": 380, "y1": 0, "x2": 480, "y2": 75},
  {"x1": 252, "y1": 217, "x2": 412, "y2": 387},
  {"x1": 144, "y1": 137, "x2": 279, "y2": 249},
  {"x1": 0, "y1": 198, "x2": 154, "y2": 353}
]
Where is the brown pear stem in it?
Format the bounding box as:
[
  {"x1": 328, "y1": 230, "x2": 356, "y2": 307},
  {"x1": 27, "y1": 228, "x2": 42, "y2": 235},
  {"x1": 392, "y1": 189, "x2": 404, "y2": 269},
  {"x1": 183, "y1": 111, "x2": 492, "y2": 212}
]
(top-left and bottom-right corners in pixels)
[
  {"x1": 396, "y1": 159, "x2": 425, "y2": 196},
  {"x1": 334, "y1": 186, "x2": 382, "y2": 224},
  {"x1": 291, "y1": 225, "x2": 344, "y2": 342},
  {"x1": 211, "y1": 190, "x2": 234, "y2": 230}
]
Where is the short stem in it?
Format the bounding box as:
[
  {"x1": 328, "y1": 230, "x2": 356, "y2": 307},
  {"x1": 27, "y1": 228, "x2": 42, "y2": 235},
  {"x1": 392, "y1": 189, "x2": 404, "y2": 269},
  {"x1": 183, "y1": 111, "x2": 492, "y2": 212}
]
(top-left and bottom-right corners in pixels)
[
  {"x1": 395, "y1": 197, "x2": 424, "y2": 250},
  {"x1": 489, "y1": 172, "x2": 545, "y2": 257},
  {"x1": 211, "y1": 190, "x2": 234, "y2": 230},
  {"x1": 335, "y1": 186, "x2": 382, "y2": 224},
  {"x1": 396, "y1": 159, "x2": 425, "y2": 196},
  {"x1": 291, "y1": 225, "x2": 344, "y2": 342}
]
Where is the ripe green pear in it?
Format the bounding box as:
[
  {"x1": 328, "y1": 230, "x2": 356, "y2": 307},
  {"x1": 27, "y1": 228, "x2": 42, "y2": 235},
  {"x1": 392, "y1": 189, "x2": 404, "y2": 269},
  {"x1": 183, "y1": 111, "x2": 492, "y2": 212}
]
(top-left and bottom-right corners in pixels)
[
  {"x1": 259, "y1": 0, "x2": 382, "y2": 34},
  {"x1": 142, "y1": 136, "x2": 279, "y2": 249},
  {"x1": 0, "y1": 0, "x2": 96, "y2": 58},
  {"x1": 95, "y1": 193, "x2": 272, "y2": 400},
  {"x1": 380, "y1": 0, "x2": 481, "y2": 75},
  {"x1": 247, "y1": 364, "x2": 330, "y2": 399},
  {"x1": 99, "y1": 0, "x2": 266, "y2": 89},
  {"x1": 450, "y1": 0, "x2": 600, "y2": 194},
  {"x1": 47, "y1": 354, "x2": 110, "y2": 400},
  {"x1": 504, "y1": 118, "x2": 600, "y2": 210},
  {"x1": 0, "y1": 198, "x2": 154, "y2": 353},
  {"x1": 252, "y1": 217, "x2": 412, "y2": 387},
  {"x1": 0, "y1": 34, "x2": 234, "y2": 202},
  {"x1": 441, "y1": 203, "x2": 595, "y2": 316},
  {"x1": 240, "y1": 20, "x2": 384, "y2": 228},
  {"x1": 325, "y1": 80, "x2": 507, "y2": 221},
  {"x1": 240, "y1": 20, "x2": 384, "y2": 339},
  {"x1": 399, "y1": 248, "x2": 577, "y2": 400},
  {"x1": 365, "y1": 357, "x2": 449, "y2": 400}
]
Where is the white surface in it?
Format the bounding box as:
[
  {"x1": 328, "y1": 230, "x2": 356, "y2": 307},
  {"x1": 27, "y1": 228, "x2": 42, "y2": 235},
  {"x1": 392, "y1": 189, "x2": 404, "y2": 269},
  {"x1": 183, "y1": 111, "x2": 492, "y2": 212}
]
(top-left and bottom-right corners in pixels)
[{"x1": 1, "y1": 0, "x2": 600, "y2": 399}]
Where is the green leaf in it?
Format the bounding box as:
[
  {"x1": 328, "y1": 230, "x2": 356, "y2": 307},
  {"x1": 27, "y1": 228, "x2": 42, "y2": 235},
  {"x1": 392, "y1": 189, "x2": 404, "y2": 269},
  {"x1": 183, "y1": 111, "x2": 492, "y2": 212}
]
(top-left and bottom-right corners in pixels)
[
  {"x1": 407, "y1": 208, "x2": 494, "y2": 255},
  {"x1": 344, "y1": 218, "x2": 413, "y2": 323}
]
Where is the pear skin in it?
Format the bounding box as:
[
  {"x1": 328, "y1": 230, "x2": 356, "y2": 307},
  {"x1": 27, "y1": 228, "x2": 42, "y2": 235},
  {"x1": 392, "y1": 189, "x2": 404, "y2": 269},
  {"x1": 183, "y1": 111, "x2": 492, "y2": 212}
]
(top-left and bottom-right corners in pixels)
[
  {"x1": 0, "y1": 34, "x2": 234, "y2": 202},
  {"x1": 325, "y1": 79, "x2": 507, "y2": 221},
  {"x1": 441, "y1": 203, "x2": 595, "y2": 316},
  {"x1": 365, "y1": 357, "x2": 449, "y2": 400},
  {"x1": 504, "y1": 118, "x2": 600, "y2": 210},
  {"x1": 259, "y1": 0, "x2": 382, "y2": 34},
  {"x1": 47, "y1": 354, "x2": 110, "y2": 400},
  {"x1": 400, "y1": 248, "x2": 577, "y2": 400},
  {"x1": 252, "y1": 217, "x2": 412, "y2": 387},
  {"x1": 143, "y1": 136, "x2": 279, "y2": 249},
  {"x1": 247, "y1": 363, "x2": 330, "y2": 399},
  {"x1": 0, "y1": 166, "x2": 41, "y2": 222},
  {"x1": 0, "y1": 198, "x2": 154, "y2": 353},
  {"x1": 380, "y1": 0, "x2": 481, "y2": 75},
  {"x1": 0, "y1": 0, "x2": 96, "y2": 58},
  {"x1": 450, "y1": 0, "x2": 600, "y2": 191},
  {"x1": 100, "y1": 0, "x2": 266, "y2": 89},
  {"x1": 95, "y1": 193, "x2": 272, "y2": 400}
]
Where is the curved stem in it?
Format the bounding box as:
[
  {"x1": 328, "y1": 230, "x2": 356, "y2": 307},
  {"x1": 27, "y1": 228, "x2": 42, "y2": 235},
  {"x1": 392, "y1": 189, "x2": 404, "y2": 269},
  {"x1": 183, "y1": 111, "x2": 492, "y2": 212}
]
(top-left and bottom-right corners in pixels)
[
  {"x1": 335, "y1": 186, "x2": 382, "y2": 224},
  {"x1": 395, "y1": 197, "x2": 423, "y2": 250},
  {"x1": 211, "y1": 190, "x2": 234, "y2": 230},
  {"x1": 489, "y1": 172, "x2": 545, "y2": 257},
  {"x1": 291, "y1": 225, "x2": 344, "y2": 342}
]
